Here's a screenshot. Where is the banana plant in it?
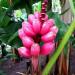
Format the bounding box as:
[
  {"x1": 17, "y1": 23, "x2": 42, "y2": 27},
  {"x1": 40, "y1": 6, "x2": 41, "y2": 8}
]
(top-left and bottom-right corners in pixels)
[{"x1": 0, "y1": 0, "x2": 74, "y2": 75}]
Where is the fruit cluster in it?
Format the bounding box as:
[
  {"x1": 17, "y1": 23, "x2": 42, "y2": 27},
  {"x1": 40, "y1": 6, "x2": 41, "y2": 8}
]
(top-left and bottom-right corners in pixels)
[{"x1": 18, "y1": 12, "x2": 58, "y2": 58}]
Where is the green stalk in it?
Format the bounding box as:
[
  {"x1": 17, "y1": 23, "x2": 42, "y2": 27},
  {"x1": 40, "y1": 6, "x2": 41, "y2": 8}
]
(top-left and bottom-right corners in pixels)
[
  {"x1": 69, "y1": 0, "x2": 75, "y2": 16},
  {"x1": 42, "y1": 20, "x2": 75, "y2": 75}
]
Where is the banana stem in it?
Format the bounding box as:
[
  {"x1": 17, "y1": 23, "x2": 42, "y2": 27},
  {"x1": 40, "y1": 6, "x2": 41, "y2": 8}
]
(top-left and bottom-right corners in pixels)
[{"x1": 32, "y1": 56, "x2": 39, "y2": 75}]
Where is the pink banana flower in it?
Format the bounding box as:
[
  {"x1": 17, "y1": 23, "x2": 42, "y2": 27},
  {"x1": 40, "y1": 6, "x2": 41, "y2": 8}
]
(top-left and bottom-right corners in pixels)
[
  {"x1": 18, "y1": 12, "x2": 58, "y2": 58},
  {"x1": 41, "y1": 31, "x2": 56, "y2": 42},
  {"x1": 50, "y1": 26, "x2": 58, "y2": 34},
  {"x1": 22, "y1": 21, "x2": 35, "y2": 37},
  {"x1": 22, "y1": 36, "x2": 34, "y2": 48},
  {"x1": 28, "y1": 14, "x2": 35, "y2": 24},
  {"x1": 40, "y1": 19, "x2": 54, "y2": 35},
  {"x1": 32, "y1": 19, "x2": 41, "y2": 34},
  {"x1": 40, "y1": 42, "x2": 55, "y2": 55},
  {"x1": 31, "y1": 43, "x2": 40, "y2": 57},
  {"x1": 18, "y1": 47, "x2": 31, "y2": 58},
  {"x1": 18, "y1": 28, "x2": 25, "y2": 39}
]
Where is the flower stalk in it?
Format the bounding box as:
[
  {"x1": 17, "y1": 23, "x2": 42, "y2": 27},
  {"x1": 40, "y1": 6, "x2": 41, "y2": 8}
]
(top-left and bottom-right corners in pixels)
[{"x1": 31, "y1": 56, "x2": 39, "y2": 75}]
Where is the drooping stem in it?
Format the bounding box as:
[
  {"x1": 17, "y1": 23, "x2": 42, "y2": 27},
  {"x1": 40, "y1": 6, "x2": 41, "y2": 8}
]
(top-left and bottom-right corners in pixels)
[{"x1": 31, "y1": 56, "x2": 39, "y2": 75}]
